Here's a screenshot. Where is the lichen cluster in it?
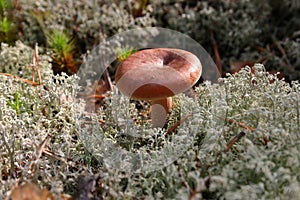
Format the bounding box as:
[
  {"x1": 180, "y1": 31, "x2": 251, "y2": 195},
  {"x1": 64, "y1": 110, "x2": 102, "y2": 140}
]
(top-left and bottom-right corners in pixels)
[
  {"x1": 0, "y1": 41, "x2": 299, "y2": 200},
  {"x1": 0, "y1": 0, "x2": 299, "y2": 199},
  {"x1": 18, "y1": 0, "x2": 155, "y2": 51},
  {"x1": 5, "y1": 0, "x2": 300, "y2": 79},
  {"x1": 0, "y1": 41, "x2": 53, "y2": 78},
  {"x1": 151, "y1": 0, "x2": 300, "y2": 80}
]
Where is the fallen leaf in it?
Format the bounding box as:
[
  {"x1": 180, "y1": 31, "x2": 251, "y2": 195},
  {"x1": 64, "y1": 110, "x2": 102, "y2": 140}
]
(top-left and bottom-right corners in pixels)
[{"x1": 10, "y1": 182, "x2": 54, "y2": 200}]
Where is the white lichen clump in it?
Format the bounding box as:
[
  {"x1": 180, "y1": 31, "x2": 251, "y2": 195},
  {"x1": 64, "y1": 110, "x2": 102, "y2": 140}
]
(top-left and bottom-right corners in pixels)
[{"x1": 0, "y1": 45, "x2": 299, "y2": 200}]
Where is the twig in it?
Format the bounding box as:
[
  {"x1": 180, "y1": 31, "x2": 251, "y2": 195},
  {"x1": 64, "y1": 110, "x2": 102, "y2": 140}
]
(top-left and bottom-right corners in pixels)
[
  {"x1": 104, "y1": 68, "x2": 113, "y2": 91},
  {"x1": 42, "y1": 149, "x2": 68, "y2": 163},
  {"x1": 35, "y1": 134, "x2": 52, "y2": 161},
  {"x1": 219, "y1": 117, "x2": 251, "y2": 152},
  {"x1": 210, "y1": 30, "x2": 222, "y2": 75},
  {"x1": 31, "y1": 53, "x2": 35, "y2": 83},
  {"x1": 205, "y1": 131, "x2": 246, "y2": 171},
  {"x1": 0, "y1": 72, "x2": 38, "y2": 86},
  {"x1": 25, "y1": 134, "x2": 52, "y2": 179},
  {"x1": 34, "y1": 43, "x2": 42, "y2": 85},
  {"x1": 271, "y1": 35, "x2": 295, "y2": 74},
  {"x1": 221, "y1": 117, "x2": 254, "y2": 132},
  {"x1": 223, "y1": 131, "x2": 246, "y2": 153},
  {"x1": 0, "y1": 43, "x2": 43, "y2": 86},
  {"x1": 166, "y1": 114, "x2": 193, "y2": 135},
  {"x1": 85, "y1": 94, "x2": 106, "y2": 99}
]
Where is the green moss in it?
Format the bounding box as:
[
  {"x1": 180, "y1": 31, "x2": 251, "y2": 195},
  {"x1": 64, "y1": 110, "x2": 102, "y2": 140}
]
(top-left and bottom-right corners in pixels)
[
  {"x1": 46, "y1": 30, "x2": 74, "y2": 57},
  {"x1": 0, "y1": 0, "x2": 15, "y2": 44}
]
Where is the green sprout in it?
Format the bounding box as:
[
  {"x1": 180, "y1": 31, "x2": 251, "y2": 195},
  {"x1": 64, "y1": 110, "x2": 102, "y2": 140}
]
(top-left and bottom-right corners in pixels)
[
  {"x1": 0, "y1": 0, "x2": 11, "y2": 16},
  {"x1": 0, "y1": 0, "x2": 14, "y2": 43},
  {"x1": 7, "y1": 92, "x2": 28, "y2": 115},
  {"x1": 115, "y1": 46, "x2": 137, "y2": 62},
  {"x1": 46, "y1": 29, "x2": 79, "y2": 74},
  {"x1": 46, "y1": 30, "x2": 75, "y2": 57},
  {"x1": 0, "y1": 16, "x2": 12, "y2": 32}
]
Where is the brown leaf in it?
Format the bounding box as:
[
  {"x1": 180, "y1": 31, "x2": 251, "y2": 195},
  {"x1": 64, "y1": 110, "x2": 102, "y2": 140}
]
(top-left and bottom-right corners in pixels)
[{"x1": 10, "y1": 182, "x2": 54, "y2": 200}]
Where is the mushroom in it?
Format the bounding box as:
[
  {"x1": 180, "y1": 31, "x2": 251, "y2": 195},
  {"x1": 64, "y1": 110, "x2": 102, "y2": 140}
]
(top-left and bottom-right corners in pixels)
[{"x1": 115, "y1": 48, "x2": 202, "y2": 128}]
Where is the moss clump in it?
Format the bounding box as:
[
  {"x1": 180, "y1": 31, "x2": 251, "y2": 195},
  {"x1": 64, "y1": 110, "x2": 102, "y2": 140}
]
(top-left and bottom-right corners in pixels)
[{"x1": 0, "y1": 0, "x2": 15, "y2": 44}]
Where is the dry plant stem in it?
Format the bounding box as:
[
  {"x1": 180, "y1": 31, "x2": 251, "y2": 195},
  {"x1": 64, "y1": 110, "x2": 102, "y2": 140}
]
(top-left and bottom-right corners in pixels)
[
  {"x1": 0, "y1": 73, "x2": 38, "y2": 85},
  {"x1": 34, "y1": 43, "x2": 42, "y2": 85},
  {"x1": 221, "y1": 117, "x2": 254, "y2": 132},
  {"x1": 223, "y1": 131, "x2": 246, "y2": 153},
  {"x1": 210, "y1": 30, "x2": 222, "y2": 75},
  {"x1": 104, "y1": 69, "x2": 113, "y2": 91},
  {"x1": 151, "y1": 97, "x2": 172, "y2": 128},
  {"x1": 25, "y1": 134, "x2": 52, "y2": 179},
  {"x1": 205, "y1": 131, "x2": 246, "y2": 172},
  {"x1": 0, "y1": 43, "x2": 42, "y2": 86},
  {"x1": 31, "y1": 57, "x2": 35, "y2": 83},
  {"x1": 271, "y1": 35, "x2": 294, "y2": 73},
  {"x1": 43, "y1": 149, "x2": 67, "y2": 163},
  {"x1": 85, "y1": 94, "x2": 105, "y2": 99},
  {"x1": 166, "y1": 114, "x2": 193, "y2": 135}
]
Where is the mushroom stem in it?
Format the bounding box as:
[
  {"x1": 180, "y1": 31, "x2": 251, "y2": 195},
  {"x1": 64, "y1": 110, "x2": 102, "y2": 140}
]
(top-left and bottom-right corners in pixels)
[{"x1": 151, "y1": 97, "x2": 172, "y2": 128}]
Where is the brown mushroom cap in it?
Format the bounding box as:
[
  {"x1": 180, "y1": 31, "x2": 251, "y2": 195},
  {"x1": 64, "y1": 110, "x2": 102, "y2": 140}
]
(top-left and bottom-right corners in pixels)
[{"x1": 115, "y1": 48, "x2": 202, "y2": 100}]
